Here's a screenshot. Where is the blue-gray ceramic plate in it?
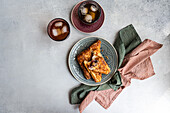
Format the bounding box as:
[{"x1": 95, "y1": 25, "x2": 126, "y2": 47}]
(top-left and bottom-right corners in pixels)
[{"x1": 68, "y1": 36, "x2": 118, "y2": 86}]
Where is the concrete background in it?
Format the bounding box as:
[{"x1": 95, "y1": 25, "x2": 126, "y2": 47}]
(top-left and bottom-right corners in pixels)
[{"x1": 0, "y1": 0, "x2": 170, "y2": 113}]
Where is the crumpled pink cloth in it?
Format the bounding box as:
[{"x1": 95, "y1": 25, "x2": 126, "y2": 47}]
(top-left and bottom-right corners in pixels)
[{"x1": 79, "y1": 39, "x2": 163, "y2": 113}]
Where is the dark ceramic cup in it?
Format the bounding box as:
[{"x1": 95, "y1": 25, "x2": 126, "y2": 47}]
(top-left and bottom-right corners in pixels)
[
  {"x1": 47, "y1": 18, "x2": 70, "y2": 41},
  {"x1": 78, "y1": 0, "x2": 101, "y2": 25}
]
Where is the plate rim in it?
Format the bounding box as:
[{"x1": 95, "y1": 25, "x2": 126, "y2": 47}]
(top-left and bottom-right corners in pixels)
[{"x1": 68, "y1": 36, "x2": 118, "y2": 86}]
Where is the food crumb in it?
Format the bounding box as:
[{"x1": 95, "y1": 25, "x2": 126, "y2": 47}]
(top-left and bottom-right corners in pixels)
[
  {"x1": 101, "y1": 50, "x2": 103, "y2": 52},
  {"x1": 105, "y1": 56, "x2": 109, "y2": 59}
]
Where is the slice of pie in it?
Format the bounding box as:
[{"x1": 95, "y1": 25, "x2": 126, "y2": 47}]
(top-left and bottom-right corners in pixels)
[
  {"x1": 84, "y1": 60, "x2": 102, "y2": 82},
  {"x1": 77, "y1": 40, "x2": 111, "y2": 82},
  {"x1": 84, "y1": 51, "x2": 111, "y2": 75},
  {"x1": 76, "y1": 40, "x2": 101, "y2": 80},
  {"x1": 77, "y1": 48, "x2": 92, "y2": 79}
]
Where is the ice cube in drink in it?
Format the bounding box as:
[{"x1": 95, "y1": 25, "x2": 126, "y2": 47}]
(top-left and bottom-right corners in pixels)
[
  {"x1": 55, "y1": 22, "x2": 63, "y2": 27},
  {"x1": 81, "y1": 7, "x2": 88, "y2": 15},
  {"x1": 52, "y1": 28, "x2": 61, "y2": 36},
  {"x1": 90, "y1": 5, "x2": 98, "y2": 12},
  {"x1": 84, "y1": 14, "x2": 92, "y2": 23},
  {"x1": 61, "y1": 25, "x2": 68, "y2": 34}
]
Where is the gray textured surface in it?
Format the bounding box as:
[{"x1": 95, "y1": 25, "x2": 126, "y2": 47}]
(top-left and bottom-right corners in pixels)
[{"x1": 0, "y1": 0, "x2": 170, "y2": 113}]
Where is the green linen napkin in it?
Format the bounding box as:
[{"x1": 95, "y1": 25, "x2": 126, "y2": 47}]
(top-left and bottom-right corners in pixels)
[{"x1": 70, "y1": 24, "x2": 142, "y2": 104}]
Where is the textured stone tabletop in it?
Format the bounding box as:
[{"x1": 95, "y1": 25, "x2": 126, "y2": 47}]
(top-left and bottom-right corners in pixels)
[{"x1": 0, "y1": 0, "x2": 170, "y2": 113}]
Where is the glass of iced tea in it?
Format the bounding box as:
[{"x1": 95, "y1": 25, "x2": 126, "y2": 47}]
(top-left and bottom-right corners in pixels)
[
  {"x1": 78, "y1": 0, "x2": 101, "y2": 25},
  {"x1": 47, "y1": 18, "x2": 70, "y2": 41}
]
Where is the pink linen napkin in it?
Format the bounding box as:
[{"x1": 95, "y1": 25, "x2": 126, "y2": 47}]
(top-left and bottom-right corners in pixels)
[{"x1": 79, "y1": 39, "x2": 163, "y2": 113}]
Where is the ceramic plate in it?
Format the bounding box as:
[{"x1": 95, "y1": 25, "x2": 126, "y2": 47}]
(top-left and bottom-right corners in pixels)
[
  {"x1": 68, "y1": 36, "x2": 118, "y2": 86},
  {"x1": 71, "y1": 1, "x2": 105, "y2": 33}
]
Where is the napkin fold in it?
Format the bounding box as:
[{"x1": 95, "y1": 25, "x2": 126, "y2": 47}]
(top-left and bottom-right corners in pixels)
[
  {"x1": 79, "y1": 39, "x2": 162, "y2": 112},
  {"x1": 71, "y1": 24, "x2": 141, "y2": 104}
]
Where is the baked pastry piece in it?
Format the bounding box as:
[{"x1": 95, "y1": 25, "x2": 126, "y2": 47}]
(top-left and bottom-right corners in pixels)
[
  {"x1": 77, "y1": 40, "x2": 110, "y2": 82},
  {"x1": 84, "y1": 60, "x2": 102, "y2": 82},
  {"x1": 84, "y1": 51, "x2": 110, "y2": 75},
  {"x1": 77, "y1": 48, "x2": 92, "y2": 79}
]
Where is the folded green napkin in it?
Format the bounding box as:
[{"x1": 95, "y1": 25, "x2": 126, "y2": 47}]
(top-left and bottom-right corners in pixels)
[{"x1": 70, "y1": 24, "x2": 142, "y2": 104}]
